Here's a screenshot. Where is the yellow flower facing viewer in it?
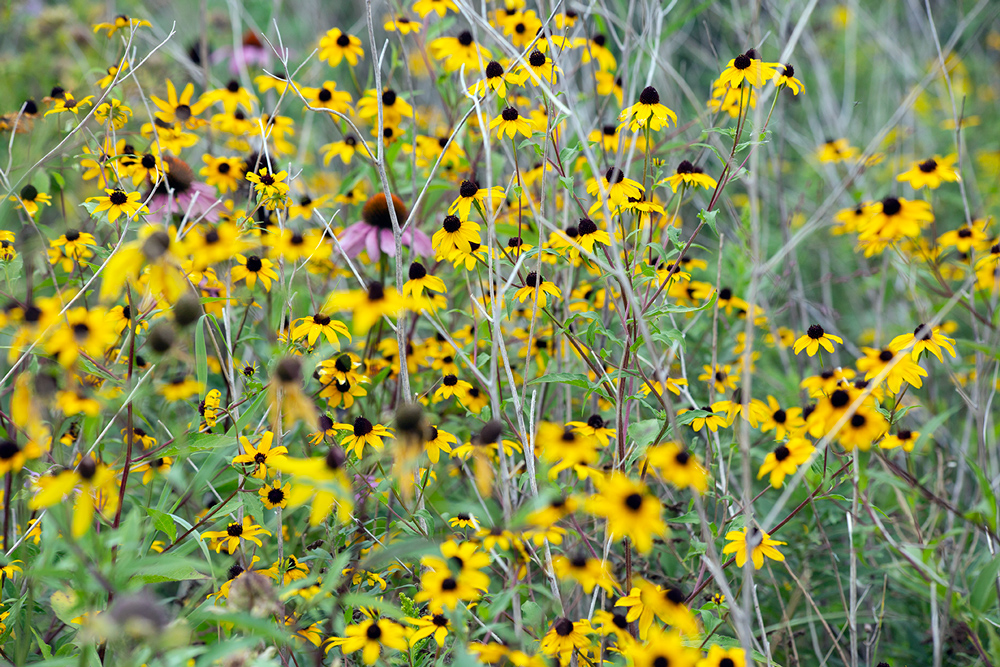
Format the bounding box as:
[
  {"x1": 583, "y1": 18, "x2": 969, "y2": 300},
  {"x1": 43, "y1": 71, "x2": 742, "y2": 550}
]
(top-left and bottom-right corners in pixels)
[{"x1": 722, "y1": 525, "x2": 786, "y2": 569}]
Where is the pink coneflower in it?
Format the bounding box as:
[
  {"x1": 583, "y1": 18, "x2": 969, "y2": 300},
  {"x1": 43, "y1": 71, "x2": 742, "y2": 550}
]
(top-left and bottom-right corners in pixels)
[
  {"x1": 145, "y1": 156, "x2": 223, "y2": 223},
  {"x1": 337, "y1": 192, "x2": 431, "y2": 258},
  {"x1": 213, "y1": 31, "x2": 271, "y2": 75}
]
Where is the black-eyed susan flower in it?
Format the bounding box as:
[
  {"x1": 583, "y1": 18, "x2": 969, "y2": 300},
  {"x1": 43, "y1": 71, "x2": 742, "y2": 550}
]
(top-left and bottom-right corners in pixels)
[
  {"x1": 385, "y1": 15, "x2": 421, "y2": 34},
  {"x1": 29, "y1": 457, "x2": 119, "y2": 538},
  {"x1": 551, "y1": 555, "x2": 616, "y2": 594},
  {"x1": 413, "y1": 0, "x2": 458, "y2": 17},
  {"x1": 402, "y1": 261, "x2": 447, "y2": 299},
  {"x1": 318, "y1": 28, "x2": 365, "y2": 66},
  {"x1": 86, "y1": 188, "x2": 148, "y2": 224},
  {"x1": 424, "y1": 425, "x2": 457, "y2": 463},
  {"x1": 518, "y1": 49, "x2": 562, "y2": 86},
  {"x1": 246, "y1": 167, "x2": 290, "y2": 210},
  {"x1": 718, "y1": 50, "x2": 778, "y2": 89},
  {"x1": 201, "y1": 80, "x2": 257, "y2": 114},
  {"x1": 93, "y1": 98, "x2": 131, "y2": 130},
  {"x1": 0, "y1": 438, "x2": 43, "y2": 475},
  {"x1": 270, "y1": 446, "x2": 353, "y2": 525},
  {"x1": 594, "y1": 71, "x2": 624, "y2": 105},
  {"x1": 515, "y1": 272, "x2": 562, "y2": 308},
  {"x1": 697, "y1": 645, "x2": 747, "y2": 667},
  {"x1": 616, "y1": 579, "x2": 698, "y2": 638},
  {"x1": 757, "y1": 437, "x2": 814, "y2": 488},
  {"x1": 334, "y1": 416, "x2": 393, "y2": 459},
  {"x1": 290, "y1": 307, "x2": 351, "y2": 349},
  {"x1": 758, "y1": 396, "x2": 806, "y2": 439},
  {"x1": 837, "y1": 407, "x2": 888, "y2": 451},
  {"x1": 406, "y1": 614, "x2": 451, "y2": 646},
  {"x1": 232, "y1": 254, "x2": 279, "y2": 291},
  {"x1": 793, "y1": 324, "x2": 843, "y2": 357},
  {"x1": 856, "y1": 196, "x2": 935, "y2": 251},
  {"x1": 433, "y1": 215, "x2": 482, "y2": 257},
  {"x1": 678, "y1": 405, "x2": 728, "y2": 433},
  {"x1": 856, "y1": 347, "x2": 927, "y2": 393},
  {"x1": 335, "y1": 281, "x2": 410, "y2": 334},
  {"x1": 816, "y1": 138, "x2": 858, "y2": 163},
  {"x1": 699, "y1": 363, "x2": 739, "y2": 393},
  {"x1": 357, "y1": 88, "x2": 413, "y2": 126},
  {"x1": 302, "y1": 81, "x2": 353, "y2": 114},
  {"x1": 773, "y1": 63, "x2": 804, "y2": 94},
  {"x1": 202, "y1": 516, "x2": 271, "y2": 554},
  {"x1": 890, "y1": 323, "x2": 956, "y2": 363},
  {"x1": 259, "y1": 480, "x2": 291, "y2": 509},
  {"x1": 326, "y1": 617, "x2": 408, "y2": 665},
  {"x1": 430, "y1": 31, "x2": 492, "y2": 73},
  {"x1": 586, "y1": 473, "x2": 666, "y2": 553},
  {"x1": 234, "y1": 431, "x2": 288, "y2": 479},
  {"x1": 151, "y1": 80, "x2": 209, "y2": 129},
  {"x1": 490, "y1": 107, "x2": 532, "y2": 140},
  {"x1": 434, "y1": 374, "x2": 473, "y2": 402},
  {"x1": 48, "y1": 229, "x2": 96, "y2": 271},
  {"x1": 133, "y1": 455, "x2": 172, "y2": 485},
  {"x1": 539, "y1": 617, "x2": 594, "y2": 662},
  {"x1": 92, "y1": 14, "x2": 151, "y2": 36},
  {"x1": 722, "y1": 525, "x2": 785, "y2": 569},
  {"x1": 567, "y1": 414, "x2": 615, "y2": 446},
  {"x1": 44, "y1": 306, "x2": 117, "y2": 367},
  {"x1": 200, "y1": 155, "x2": 245, "y2": 193},
  {"x1": 880, "y1": 428, "x2": 920, "y2": 452},
  {"x1": 449, "y1": 512, "x2": 478, "y2": 529},
  {"x1": 645, "y1": 442, "x2": 709, "y2": 493},
  {"x1": 449, "y1": 180, "x2": 505, "y2": 219},
  {"x1": 321, "y1": 135, "x2": 369, "y2": 165},
  {"x1": 586, "y1": 167, "x2": 644, "y2": 206},
  {"x1": 896, "y1": 154, "x2": 959, "y2": 189},
  {"x1": 662, "y1": 160, "x2": 718, "y2": 192},
  {"x1": 10, "y1": 184, "x2": 52, "y2": 217},
  {"x1": 44, "y1": 92, "x2": 93, "y2": 117},
  {"x1": 161, "y1": 376, "x2": 204, "y2": 402},
  {"x1": 470, "y1": 60, "x2": 522, "y2": 99},
  {"x1": 619, "y1": 86, "x2": 677, "y2": 132},
  {"x1": 938, "y1": 223, "x2": 989, "y2": 254}
]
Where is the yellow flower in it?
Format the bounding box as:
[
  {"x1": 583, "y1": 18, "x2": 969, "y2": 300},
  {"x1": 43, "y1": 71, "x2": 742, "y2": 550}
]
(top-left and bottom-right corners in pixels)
[
  {"x1": 896, "y1": 154, "x2": 960, "y2": 189},
  {"x1": 86, "y1": 188, "x2": 148, "y2": 224},
  {"x1": 43, "y1": 93, "x2": 93, "y2": 117},
  {"x1": 412, "y1": 0, "x2": 458, "y2": 17},
  {"x1": 334, "y1": 416, "x2": 393, "y2": 459},
  {"x1": 0, "y1": 438, "x2": 43, "y2": 475},
  {"x1": 757, "y1": 437, "x2": 815, "y2": 488},
  {"x1": 490, "y1": 107, "x2": 532, "y2": 140},
  {"x1": 793, "y1": 324, "x2": 843, "y2": 356},
  {"x1": 10, "y1": 184, "x2": 52, "y2": 217},
  {"x1": 150, "y1": 79, "x2": 210, "y2": 129},
  {"x1": 539, "y1": 618, "x2": 594, "y2": 662},
  {"x1": 326, "y1": 618, "x2": 409, "y2": 665},
  {"x1": 200, "y1": 80, "x2": 258, "y2": 114},
  {"x1": 816, "y1": 138, "x2": 857, "y2": 163},
  {"x1": 246, "y1": 168, "x2": 290, "y2": 209},
  {"x1": 318, "y1": 28, "x2": 365, "y2": 67},
  {"x1": 232, "y1": 254, "x2": 279, "y2": 291},
  {"x1": 662, "y1": 160, "x2": 718, "y2": 192},
  {"x1": 889, "y1": 324, "x2": 956, "y2": 363},
  {"x1": 93, "y1": 98, "x2": 131, "y2": 130},
  {"x1": 616, "y1": 578, "x2": 698, "y2": 638},
  {"x1": 514, "y1": 272, "x2": 562, "y2": 308},
  {"x1": 270, "y1": 447, "x2": 354, "y2": 525},
  {"x1": 879, "y1": 428, "x2": 920, "y2": 452},
  {"x1": 406, "y1": 614, "x2": 451, "y2": 646},
  {"x1": 201, "y1": 515, "x2": 271, "y2": 554},
  {"x1": 586, "y1": 474, "x2": 666, "y2": 554},
  {"x1": 772, "y1": 63, "x2": 804, "y2": 94},
  {"x1": 697, "y1": 645, "x2": 747, "y2": 667},
  {"x1": 29, "y1": 457, "x2": 119, "y2": 538},
  {"x1": 385, "y1": 16, "x2": 421, "y2": 34},
  {"x1": 645, "y1": 442, "x2": 708, "y2": 493},
  {"x1": 722, "y1": 525, "x2": 786, "y2": 569},
  {"x1": 718, "y1": 50, "x2": 778, "y2": 88},
  {"x1": 234, "y1": 431, "x2": 288, "y2": 479},
  {"x1": 618, "y1": 86, "x2": 677, "y2": 132},
  {"x1": 92, "y1": 14, "x2": 151, "y2": 36}
]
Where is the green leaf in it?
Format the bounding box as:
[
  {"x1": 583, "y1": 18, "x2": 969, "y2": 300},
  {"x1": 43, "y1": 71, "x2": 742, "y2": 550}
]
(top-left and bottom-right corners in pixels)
[
  {"x1": 195, "y1": 316, "x2": 208, "y2": 390},
  {"x1": 527, "y1": 372, "x2": 590, "y2": 388},
  {"x1": 698, "y1": 208, "x2": 719, "y2": 236},
  {"x1": 146, "y1": 508, "x2": 178, "y2": 541},
  {"x1": 972, "y1": 554, "x2": 1000, "y2": 611}
]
